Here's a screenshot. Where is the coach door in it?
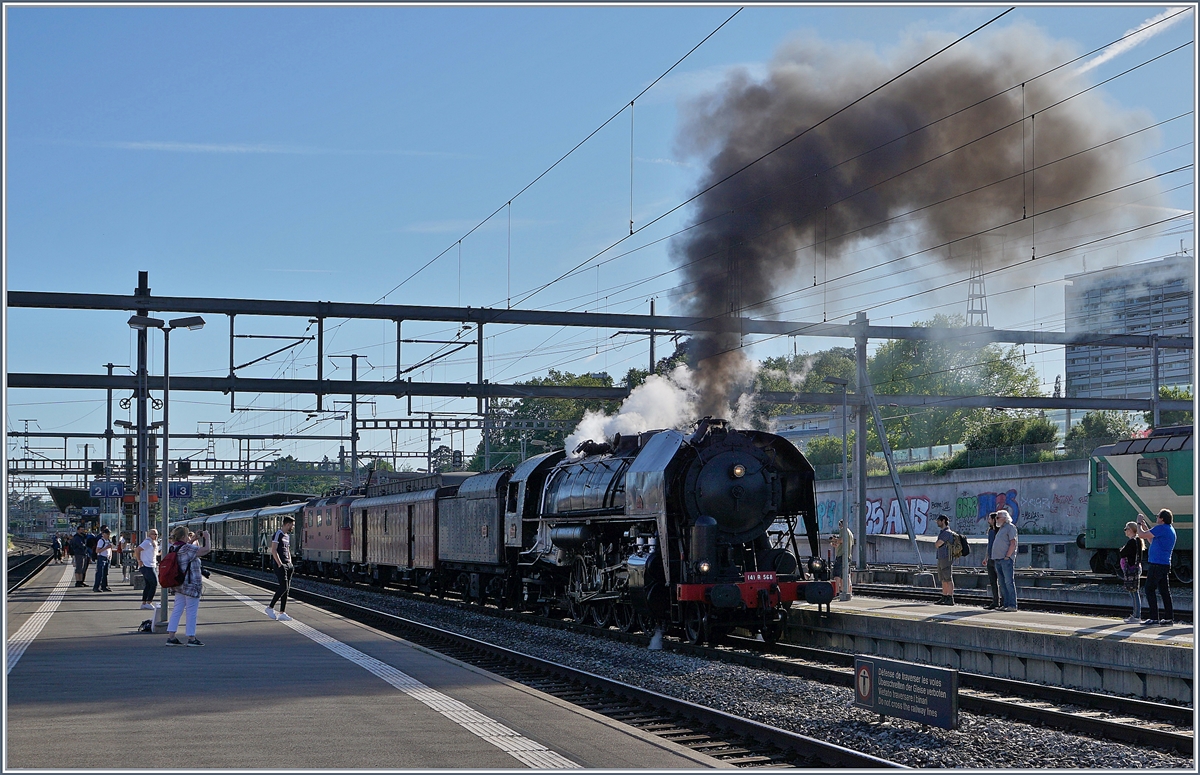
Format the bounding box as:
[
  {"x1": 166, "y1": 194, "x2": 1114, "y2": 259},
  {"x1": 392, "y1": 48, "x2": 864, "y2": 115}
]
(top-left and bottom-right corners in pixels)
[
  {"x1": 360, "y1": 509, "x2": 369, "y2": 564},
  {"x1": 407, "y1": 505, "x2": 415, "y2": 569}
]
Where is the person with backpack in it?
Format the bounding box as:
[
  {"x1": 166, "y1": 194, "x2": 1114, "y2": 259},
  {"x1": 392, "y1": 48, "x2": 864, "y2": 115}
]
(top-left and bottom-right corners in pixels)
[
  {"x1": 992, "y1": 509, "x2": 1019, "y2": 612},
  {"x1": 933, "y1": 515, "x2": 956, "y2": 605},
  {"x1": 265, "y1": 516, "x2": 296, "y2": 622},
  {"x1": 92, "y1": 527, "x2": 114, "y2": 592},
  {"x1": 136, "y1": 529, "x2": 160, "y2": 610},
  {"x1": 163, "y1": 525, "x2": 211, "y2": 647},
  {"x1": 69, "y1": 525, "x2": 89, "y2": 587}
]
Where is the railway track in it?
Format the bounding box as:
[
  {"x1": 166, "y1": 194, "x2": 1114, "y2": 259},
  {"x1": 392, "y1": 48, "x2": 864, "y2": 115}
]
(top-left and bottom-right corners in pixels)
[
  {"x1": 853, "y1": 583, "x2": 1194, "y2": 623},
  {"x1": 212, "y1": 562, "x2": 1193, "y2": 756},
  {"x1": 214, "y1": 565, "x2": 901, "y2": 769},
  {"x1": 7, "y1": 544, "x2": 52, "y2": 592}
]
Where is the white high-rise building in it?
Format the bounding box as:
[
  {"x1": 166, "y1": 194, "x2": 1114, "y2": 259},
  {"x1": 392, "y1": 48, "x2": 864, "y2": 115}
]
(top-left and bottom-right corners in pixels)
[{"x1": 1063, "y1": 255, "x2": 1194, "y2": 399}]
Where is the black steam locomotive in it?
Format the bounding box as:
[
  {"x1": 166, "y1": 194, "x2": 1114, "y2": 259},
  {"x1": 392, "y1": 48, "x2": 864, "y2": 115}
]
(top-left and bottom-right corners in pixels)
[{"x1": 185, "y1": 419, "x2": 834, "y2": 644}]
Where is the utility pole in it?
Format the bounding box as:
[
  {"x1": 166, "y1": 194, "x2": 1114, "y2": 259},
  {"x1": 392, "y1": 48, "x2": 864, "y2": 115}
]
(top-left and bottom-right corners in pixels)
[
  {"x1": 853, "y1": 311, "x2": 868, "y2": 571},
  {"x1": 330, "y1": 354, "x2": 362, "y2": 486},
  {"x1": 103, "y1": 362, "x2": 127, "y2": 531},
  {"x1": 649, "y1": 298, "x2": 656, "y2": 374},
  {"x1": 135, "y1": 272, "x2": 150, "y2": 536}
]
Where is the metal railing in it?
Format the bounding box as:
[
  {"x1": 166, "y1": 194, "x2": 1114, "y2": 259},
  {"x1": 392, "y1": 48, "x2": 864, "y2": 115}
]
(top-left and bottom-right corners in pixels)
[{"x1": 812, "y1": 436, "x2": 1126, "y2": 479}]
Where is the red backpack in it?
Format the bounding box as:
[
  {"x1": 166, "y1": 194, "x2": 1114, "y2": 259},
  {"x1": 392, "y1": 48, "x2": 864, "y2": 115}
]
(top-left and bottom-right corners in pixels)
[{"x1": 158, "y1": 543, "x2": 188, "y2": 588}]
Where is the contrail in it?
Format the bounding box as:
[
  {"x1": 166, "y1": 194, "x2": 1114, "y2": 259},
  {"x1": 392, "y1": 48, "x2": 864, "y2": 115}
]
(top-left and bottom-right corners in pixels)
[{"x1": 1076, "y1": 6, "x2": 1193, "y2": 74}]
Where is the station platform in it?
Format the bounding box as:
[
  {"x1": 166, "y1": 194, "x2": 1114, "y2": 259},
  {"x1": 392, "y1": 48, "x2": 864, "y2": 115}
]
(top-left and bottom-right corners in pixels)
[
  {"x1": 6, "y1": 564, "x2": 729, "y2": 770},
  {"x1": 788, "y1": 594, "x2": 1195, "y2": 703}
]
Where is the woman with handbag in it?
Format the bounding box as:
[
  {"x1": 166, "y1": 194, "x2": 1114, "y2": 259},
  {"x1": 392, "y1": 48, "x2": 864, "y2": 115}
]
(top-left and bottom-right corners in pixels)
[{"x1": 1119, "y1": 521, "x2": 1145, "y2": 624}]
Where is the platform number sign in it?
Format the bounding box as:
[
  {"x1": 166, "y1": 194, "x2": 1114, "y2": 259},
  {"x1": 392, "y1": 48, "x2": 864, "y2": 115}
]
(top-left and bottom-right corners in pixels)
[{"x1": 89, "y1": 481, "x2": 125, "y2": 499}]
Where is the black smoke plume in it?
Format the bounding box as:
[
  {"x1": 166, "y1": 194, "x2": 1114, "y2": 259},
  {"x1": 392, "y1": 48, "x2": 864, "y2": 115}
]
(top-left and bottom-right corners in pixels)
[{"x1": 672, "y1": 22, "x2": 1163, "y2": 417}]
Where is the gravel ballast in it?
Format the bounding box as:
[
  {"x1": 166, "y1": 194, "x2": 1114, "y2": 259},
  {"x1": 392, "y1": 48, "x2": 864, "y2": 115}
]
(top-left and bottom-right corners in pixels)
[{"x1": 239, "y1": 569, "x2": 1195, "y2": 769}]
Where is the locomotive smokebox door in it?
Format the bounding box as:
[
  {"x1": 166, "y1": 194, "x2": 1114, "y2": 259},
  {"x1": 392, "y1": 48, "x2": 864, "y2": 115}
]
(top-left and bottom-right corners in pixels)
[{"x1": 685, "y1": 447, "x2": 778, "y2": 543}]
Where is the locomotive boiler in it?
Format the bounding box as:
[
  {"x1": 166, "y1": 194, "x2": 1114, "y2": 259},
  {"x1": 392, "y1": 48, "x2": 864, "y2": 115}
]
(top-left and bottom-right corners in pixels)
[{"x1": 516, "y1": 418, "x2": 832, "y2": 644}]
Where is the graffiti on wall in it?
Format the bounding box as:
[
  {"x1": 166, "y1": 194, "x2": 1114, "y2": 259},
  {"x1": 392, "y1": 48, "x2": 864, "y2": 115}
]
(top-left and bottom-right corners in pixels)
[
  {"x1": 956, "y1": 490, "x2": 1019, "y2": 526},
  {"x1": 864, "y1": 497, "x2": 931, "y2": 535}
]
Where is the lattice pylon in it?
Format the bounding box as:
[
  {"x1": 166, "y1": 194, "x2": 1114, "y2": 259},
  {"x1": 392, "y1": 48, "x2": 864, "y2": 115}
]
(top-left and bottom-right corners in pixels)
[{"x1": 965, "y1": 242, "x2": 990, "y2": 328}]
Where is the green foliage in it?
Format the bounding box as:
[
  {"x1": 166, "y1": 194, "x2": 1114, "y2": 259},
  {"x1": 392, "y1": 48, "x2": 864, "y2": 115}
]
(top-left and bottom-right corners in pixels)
[
  {"x1": 1065, "y1": 411, "x2": 1138, "y2": 458},
  {"x1": 803, "y1": 434, "x2": 852, "y2": 467},
  {"x1": 467, "y1": 369, "x2": 623, "y2": 471},
  {"x1": 751, "y1": 348, "x2": 855, "y2": 424},
  {"x1": 187, "y1": 455, "x2": 343, "y2": 509},
  {"x1": 1144, "y1": 385, "x2": 1194, "y2": 428},
  {"x1": 866, "y1": 314, "x2": 1041, "y2": 452},
  {"x1": 962, "y1": 412, "x2": 1059, "y2": 450},
  {"x1": 623, "y1": 340, "x2": 690, "y2": 391}
]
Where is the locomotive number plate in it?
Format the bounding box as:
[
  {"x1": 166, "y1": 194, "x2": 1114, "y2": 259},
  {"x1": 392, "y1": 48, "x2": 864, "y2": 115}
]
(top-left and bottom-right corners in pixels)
[{"x1": 744, "y1": 571, "x2": 776, "y2": 583}]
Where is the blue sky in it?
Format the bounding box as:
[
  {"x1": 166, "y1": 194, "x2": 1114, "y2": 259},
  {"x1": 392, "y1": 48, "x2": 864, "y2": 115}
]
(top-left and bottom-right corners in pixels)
[{"x1": 4, "y1": 3, "x2": 1195, "y2": 478}]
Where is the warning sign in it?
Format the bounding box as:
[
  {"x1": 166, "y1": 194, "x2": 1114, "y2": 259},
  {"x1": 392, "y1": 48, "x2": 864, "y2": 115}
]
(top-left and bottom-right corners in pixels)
[{"x1": 852, "y1": 656, "x2": 958, "y2": 729}]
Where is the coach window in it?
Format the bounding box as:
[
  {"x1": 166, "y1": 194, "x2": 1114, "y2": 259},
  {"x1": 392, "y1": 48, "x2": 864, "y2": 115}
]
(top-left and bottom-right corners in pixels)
[
  {"x1": 1136, "y1": 457, "x2": 1169, "y2": 487},
  {"x1": 383, "y1": 510, "x2": 388, "y2": 534},
  {"x1": 1095, "y1": 461, "x2": 1108, "y2": 493}
]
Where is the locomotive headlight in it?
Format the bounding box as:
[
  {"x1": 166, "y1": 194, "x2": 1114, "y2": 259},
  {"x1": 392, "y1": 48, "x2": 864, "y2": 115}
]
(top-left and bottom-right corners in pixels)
[
  {"x1": 731, "y1": 464, "x2": 746, "y2": 478},
  {"x1": 698, "y1": 561, "x2": 712, "y2": 574}
]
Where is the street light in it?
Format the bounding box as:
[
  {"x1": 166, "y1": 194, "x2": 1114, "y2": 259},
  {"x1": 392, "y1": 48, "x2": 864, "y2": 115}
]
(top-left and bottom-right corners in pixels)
[
  {"x1": 824, "y1": 376, "x2": 852, "y2": 602},
  {"x1": 129, "y1": 314, "x2": 205, "y2": 631}
]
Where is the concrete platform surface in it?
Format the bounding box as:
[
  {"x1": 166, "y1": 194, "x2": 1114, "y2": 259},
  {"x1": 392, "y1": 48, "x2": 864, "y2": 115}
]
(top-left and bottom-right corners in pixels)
[
  {"x1": 6, "y1": 564, "x2": 730, "y2": 770},
  {"x1": 825, "y1": 594, "x2": 1194, "y2": 646}
]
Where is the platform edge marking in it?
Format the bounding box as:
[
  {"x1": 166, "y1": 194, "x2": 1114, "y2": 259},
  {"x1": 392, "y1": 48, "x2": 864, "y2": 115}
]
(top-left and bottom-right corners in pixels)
[
  {"x1": 206, "y1": 579, "x2": 581, "y2": 770},
  {"x1": 6, "y1": 566, "x2": 74, "y2": 674}
]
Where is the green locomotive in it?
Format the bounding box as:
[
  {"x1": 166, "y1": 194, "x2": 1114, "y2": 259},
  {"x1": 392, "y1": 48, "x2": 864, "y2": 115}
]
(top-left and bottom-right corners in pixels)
[{"x1": 1085, "y1": 426, "x2": 1193, "y2": 583}]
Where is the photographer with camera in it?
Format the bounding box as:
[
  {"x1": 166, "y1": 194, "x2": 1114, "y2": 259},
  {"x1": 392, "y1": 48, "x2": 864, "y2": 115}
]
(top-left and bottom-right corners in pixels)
[
  {"x1": 1135, "y1": 510, "x2": 1176, "y2": 626},
  {"x1": 164, "y1": 526, "x2": 211, "y2": 647}
]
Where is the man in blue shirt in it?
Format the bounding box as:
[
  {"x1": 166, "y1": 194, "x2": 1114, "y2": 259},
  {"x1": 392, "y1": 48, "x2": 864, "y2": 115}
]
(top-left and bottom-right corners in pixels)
[{"x1": 1136, "y1": 509, "x2": 1177, "y2": 625}]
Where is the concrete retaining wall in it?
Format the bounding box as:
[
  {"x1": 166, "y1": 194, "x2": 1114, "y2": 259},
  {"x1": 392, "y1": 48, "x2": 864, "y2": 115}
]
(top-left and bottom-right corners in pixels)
[{"x1": 787, "y1": 609, "x2": 1193, "y2": 703}]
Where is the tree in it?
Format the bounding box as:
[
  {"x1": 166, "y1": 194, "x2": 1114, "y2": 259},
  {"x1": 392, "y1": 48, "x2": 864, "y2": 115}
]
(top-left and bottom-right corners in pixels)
[
  {"x1": 751, "y1": 347, "x2": 855, "y2": 425},
  {"x1": 867, "y1": 314, "x2": 1042, "y2": 452},
  {"x1": 1144, "y1": 385, "x2": 1194, "y2": 428},
  {"x1": 962, "y1": 412, "x2": 1059, "y2": 450},
  {"x1": 1065, "y1": 410, "x2": 1138, "y2": 458},
  {"x1": 468, "y1": 369, "x2": 623, "y2": 471},
  {"x1": 802, "y1": 433, "x2": 854, "y2": 467}
]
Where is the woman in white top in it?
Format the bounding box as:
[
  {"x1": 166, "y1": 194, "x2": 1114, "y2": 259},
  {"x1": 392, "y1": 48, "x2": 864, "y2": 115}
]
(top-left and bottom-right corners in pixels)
[{"x1": 137, "y1": 529, "x2": 159, "y2": 609}]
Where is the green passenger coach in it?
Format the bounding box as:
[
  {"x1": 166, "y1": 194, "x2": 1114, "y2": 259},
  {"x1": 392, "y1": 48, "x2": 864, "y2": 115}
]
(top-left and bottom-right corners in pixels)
[{"x1": 1085, "y1": 426, "x2": 1193, "y2": 584}]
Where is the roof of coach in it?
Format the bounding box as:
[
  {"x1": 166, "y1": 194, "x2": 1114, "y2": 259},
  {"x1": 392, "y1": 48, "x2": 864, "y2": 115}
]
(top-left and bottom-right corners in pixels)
[
  {"x1": 196, "y1": 491, "x2": 318, "y2": 515},
  {"x1": 1094, "y1": 430, "x2": 1193, "y2": 458},
  {"x1": 454, "y1": 470, "x2": 511, "y2": 499},
  {"x1": 509, "y1": 450, "x2": 566, "y2": 482},
  {"x1": 254, "y1": 501, "x2": 310, "y2": 517}
]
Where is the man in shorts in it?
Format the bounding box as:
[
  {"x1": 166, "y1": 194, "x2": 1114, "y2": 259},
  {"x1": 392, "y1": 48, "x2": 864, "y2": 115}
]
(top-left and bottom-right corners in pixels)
[
  {"x1": 69, "y1": 524, "x2": 90, "y2": 587},
  {"x1": 934, "y1": 515, "x2": 955, "y2": 605}
]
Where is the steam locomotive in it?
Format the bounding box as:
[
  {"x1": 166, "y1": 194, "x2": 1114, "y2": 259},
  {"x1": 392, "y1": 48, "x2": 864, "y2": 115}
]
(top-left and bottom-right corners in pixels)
[{"x1": 179, "y1": 419, "x2": 834, "y2": 644}]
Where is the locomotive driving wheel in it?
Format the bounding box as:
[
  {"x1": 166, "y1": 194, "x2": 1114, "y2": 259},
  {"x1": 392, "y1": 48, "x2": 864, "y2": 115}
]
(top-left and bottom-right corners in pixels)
[
  {"x1": 682, "y1": 602, "x2": 708, "y2": 645},
  {"x1": 613, "y1": 603, "x2": 638, "y2": 633},
  {"x1": 589, "y1": 602, "x2": 614, "y2": 628}
]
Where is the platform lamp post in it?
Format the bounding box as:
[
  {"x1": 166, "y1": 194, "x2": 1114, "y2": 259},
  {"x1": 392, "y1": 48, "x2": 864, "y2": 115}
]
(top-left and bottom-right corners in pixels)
[
  {"x1": 823, "y1": 376, "x2": 852, "y2": 601},
  {"x1": 129, "y1": 314, "x2": 205, "y2": 631}
]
